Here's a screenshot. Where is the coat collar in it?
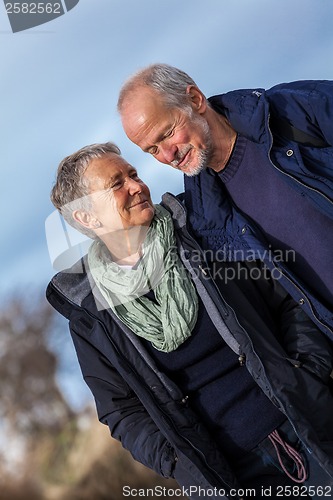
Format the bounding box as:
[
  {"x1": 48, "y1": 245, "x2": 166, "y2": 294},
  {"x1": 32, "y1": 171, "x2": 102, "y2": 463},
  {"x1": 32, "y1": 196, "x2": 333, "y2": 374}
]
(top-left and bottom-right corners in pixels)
[{"x1": 208, "y1": 88, "x2": 270, "y2": 145}]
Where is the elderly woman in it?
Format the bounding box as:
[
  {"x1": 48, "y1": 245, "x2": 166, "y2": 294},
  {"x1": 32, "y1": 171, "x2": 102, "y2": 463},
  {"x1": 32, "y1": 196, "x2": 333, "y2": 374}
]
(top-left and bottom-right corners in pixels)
[{"x1": 47, "y1": 142, "x2": 333, "y2": 500}]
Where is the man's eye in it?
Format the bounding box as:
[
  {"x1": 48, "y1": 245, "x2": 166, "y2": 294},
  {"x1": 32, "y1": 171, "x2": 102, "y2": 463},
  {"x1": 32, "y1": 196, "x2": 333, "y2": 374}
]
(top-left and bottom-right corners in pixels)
[
  {"x1": 149, "y1": 146, "x2": 158, "y2": 155},
  {"x1": 164, "y1": 129, "x2": 174, "y2": 138}
]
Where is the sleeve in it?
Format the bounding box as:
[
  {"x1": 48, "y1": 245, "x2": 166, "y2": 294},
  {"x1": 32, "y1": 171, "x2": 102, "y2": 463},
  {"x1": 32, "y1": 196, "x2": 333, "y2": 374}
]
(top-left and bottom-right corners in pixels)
[
  {"x1": 69, "y1": 320, "x2": 177, "y2": 478},
  {"x1": 277, "y1": 291, "x2": 333, "y2": 383},
  {"x1": 267, "y1": 80, "x2": 333, "y2": 147}
]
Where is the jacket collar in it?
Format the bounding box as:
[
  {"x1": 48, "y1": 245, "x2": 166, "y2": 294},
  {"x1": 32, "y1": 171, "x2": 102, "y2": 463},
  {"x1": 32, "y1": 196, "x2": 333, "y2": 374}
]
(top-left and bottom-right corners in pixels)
[{"x1": 208, "y1": 88, "x2": 270, "y2": 145}]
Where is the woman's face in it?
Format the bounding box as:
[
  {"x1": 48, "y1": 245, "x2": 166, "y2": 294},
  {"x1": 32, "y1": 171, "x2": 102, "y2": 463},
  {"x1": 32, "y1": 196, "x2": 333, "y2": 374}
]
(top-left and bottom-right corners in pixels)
[{"x1": 83, "y1": 153, "x2": 155, "y2": 233}]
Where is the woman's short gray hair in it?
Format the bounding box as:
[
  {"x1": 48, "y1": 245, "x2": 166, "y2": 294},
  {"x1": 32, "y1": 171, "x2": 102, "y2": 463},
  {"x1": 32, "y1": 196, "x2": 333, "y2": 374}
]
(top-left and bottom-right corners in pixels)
[
  {"x1": 118, "y1": 63, "x2": 199, "y2": 111},
  {"x1": 50, "y1": 142, "x2": 121, "y2": 239}
]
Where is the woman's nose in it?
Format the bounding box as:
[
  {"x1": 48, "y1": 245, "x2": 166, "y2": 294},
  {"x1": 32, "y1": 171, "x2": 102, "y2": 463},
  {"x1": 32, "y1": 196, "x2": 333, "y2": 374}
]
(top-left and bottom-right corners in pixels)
[{"x1": 127, "y1": 178, "x2": 142, "y2": 194}]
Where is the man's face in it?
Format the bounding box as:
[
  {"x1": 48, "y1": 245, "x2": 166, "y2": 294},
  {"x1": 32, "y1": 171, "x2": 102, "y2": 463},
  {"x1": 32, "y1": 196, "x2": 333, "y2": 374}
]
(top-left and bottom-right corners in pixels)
[
  {"x1": 84, "y1": 153, "x2": 155, "y2": 233},
  {"x1": 121, "y1": 88, "x2": 213, "y2": 177}
]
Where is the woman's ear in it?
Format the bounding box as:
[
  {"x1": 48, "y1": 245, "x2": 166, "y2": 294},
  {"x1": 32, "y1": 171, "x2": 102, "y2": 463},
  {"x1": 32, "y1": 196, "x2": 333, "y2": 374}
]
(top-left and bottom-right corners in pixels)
[
  {"x1": 73, "y1": 210, "x2": 101, "y2": 229},
  {"x1": 186, "y1": 85, "x2": 207, "y2": 114}
]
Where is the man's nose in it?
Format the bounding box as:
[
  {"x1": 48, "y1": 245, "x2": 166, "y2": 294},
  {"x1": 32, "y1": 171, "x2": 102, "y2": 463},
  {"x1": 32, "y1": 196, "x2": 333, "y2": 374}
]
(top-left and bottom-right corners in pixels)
[{"x1": 159, "y1": 143, "x2": 178, "y2": 164}]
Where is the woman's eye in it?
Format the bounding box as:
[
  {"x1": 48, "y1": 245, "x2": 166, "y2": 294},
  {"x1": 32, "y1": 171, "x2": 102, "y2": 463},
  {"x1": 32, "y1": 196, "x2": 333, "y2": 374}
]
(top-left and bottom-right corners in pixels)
[{"x1": 110, "y1": 181, "x2": 122, "y2": 190}]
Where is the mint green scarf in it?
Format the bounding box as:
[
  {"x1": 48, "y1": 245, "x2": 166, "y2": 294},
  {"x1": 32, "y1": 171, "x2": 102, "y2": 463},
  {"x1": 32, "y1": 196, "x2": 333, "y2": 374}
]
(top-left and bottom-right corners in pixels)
[{"x1": 88, "y1": 205, "x2": 199, "y2": 352}]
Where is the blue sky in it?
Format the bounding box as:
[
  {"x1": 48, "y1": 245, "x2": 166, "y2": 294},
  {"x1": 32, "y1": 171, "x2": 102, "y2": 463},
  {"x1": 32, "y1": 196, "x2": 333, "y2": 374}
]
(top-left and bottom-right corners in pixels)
[{"x1": 1, "y1": 0, "x2": 333, "y2": 406}]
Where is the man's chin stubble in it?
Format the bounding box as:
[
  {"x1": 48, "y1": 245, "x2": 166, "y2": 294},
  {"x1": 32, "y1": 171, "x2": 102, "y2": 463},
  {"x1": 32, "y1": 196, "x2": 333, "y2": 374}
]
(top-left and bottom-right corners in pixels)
[
  {"x1": 183, "y1": 163, "x2": 207, "y2": 177},
  {"x1": 183, "y1": 151, "x2": 210, "y2": 177}
]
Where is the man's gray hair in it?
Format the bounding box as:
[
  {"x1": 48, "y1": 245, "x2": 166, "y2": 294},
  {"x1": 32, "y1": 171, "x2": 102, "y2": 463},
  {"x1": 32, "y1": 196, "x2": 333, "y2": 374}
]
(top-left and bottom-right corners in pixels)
[
  {"x1": 50, "y1": 142, "x2": 121, "y2": 239},
  {"x1": 118, "y1": 63, "x2": 200, "y2": 111}
]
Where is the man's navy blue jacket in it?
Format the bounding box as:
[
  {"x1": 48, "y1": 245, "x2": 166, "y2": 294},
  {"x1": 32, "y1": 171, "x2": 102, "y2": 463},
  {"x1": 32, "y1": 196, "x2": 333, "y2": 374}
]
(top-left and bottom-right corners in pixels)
[
  {"x1": 47, "y1": 193, "x2": 333, "y2": 500},
  {"x1": 185, "y1": 80, "x2": 333, "y2": 339}
]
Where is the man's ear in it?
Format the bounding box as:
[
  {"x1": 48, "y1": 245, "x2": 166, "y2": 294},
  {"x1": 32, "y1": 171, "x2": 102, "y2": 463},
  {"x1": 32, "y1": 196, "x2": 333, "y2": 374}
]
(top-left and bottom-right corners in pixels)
[
  {"x1": 73, "y1": 210, "x2": 101, "y2": 230},
  {"x1": 186, "y1": 85, "x2": 207, "y2": 114}
]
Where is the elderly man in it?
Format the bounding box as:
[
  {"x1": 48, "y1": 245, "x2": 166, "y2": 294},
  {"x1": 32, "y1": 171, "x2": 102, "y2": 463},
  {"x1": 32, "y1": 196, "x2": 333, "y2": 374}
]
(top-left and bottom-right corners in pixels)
[
  {"x1": 47, "y1": 142, "x2": 333, "y2": 499},
  {"x1": 118, "y1": 64, "x2": 333, "y2": 339}
]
